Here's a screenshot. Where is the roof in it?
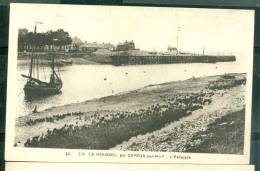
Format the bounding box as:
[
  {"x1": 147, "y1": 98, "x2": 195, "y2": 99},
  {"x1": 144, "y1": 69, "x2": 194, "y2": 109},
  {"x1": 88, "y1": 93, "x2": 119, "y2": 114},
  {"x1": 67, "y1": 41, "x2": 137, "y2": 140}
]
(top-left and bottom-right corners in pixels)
[
  {"x1": 80, "y1": 42, "x2": 115, "y2": 49},
  {"x1": 167, "y1": 46, "x2": 178, "y2": 51},
  {"x1": 117, "y1": 40, "x2": 134, "y2": 46}
]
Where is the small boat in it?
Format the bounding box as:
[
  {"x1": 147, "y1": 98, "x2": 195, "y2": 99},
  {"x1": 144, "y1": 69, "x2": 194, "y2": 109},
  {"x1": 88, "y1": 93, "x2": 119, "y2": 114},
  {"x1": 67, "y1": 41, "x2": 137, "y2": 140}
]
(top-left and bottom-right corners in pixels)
[
  {"x1": 22, "y1": 72, "x2": 62, "y2": 99},
  {"x1": 22, "y1": 26, "x2": 62, "y2": 100},
  {"x1": 22, "y1": 54, "x2": 62, "y2": 100},
  {"x1": 60, "y1": 59, "x2": 73, "y2": 65}
]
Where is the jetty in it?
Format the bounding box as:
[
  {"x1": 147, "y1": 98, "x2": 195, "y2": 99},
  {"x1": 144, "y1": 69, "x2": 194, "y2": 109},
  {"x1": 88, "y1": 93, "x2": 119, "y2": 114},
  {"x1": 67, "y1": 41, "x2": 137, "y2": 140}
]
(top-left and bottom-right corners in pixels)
[{"x1": 110, "y1": 54, "x2": 236, "y2": 66}]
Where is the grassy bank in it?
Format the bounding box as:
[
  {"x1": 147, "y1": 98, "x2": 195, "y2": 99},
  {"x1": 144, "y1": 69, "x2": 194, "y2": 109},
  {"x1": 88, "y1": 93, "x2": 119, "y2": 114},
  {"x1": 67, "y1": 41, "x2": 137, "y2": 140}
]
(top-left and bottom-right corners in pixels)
[{"x1": 15, "y1": 73, "x2": 246, "y2": 154}]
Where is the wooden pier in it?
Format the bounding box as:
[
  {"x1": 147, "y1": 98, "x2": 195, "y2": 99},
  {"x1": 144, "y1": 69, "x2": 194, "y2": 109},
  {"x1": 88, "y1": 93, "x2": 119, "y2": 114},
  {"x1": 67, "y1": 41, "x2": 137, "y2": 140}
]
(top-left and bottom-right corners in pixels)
[{"x1": 110, "y1": 54, "x2": 236, "y2": 66}]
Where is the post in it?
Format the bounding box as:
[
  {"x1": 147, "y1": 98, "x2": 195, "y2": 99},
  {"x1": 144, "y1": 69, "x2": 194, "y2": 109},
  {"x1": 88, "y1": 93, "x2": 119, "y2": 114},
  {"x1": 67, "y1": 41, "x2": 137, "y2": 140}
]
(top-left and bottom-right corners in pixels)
[{"x1": 176, "y1": 27, "x2": 181, "y2": 53}]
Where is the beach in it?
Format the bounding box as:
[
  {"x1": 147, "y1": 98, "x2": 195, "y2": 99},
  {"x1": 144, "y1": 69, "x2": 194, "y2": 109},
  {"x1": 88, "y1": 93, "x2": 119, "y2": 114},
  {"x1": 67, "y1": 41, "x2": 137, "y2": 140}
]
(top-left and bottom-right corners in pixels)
[{"x1": 15, "y1": 73, "x2": 246, "y2": 154}]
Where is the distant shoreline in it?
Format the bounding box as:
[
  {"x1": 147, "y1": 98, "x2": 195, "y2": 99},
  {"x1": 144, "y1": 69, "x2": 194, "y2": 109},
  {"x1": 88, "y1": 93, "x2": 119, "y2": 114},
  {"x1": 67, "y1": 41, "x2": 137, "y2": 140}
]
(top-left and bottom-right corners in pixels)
[
  {"x1": 17, "y1": 51, "x2": 236, "y2": 66},
  {"x1": 17, "y1": 52, "x2": 111, "y2": 65},
  {"x1": 15, "y1": 73, "x2": 246, "y2": 154}
]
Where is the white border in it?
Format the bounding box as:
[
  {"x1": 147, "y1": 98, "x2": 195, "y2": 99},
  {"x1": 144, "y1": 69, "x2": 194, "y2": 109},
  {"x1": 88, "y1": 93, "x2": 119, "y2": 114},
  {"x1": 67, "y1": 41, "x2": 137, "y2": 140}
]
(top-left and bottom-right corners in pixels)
[
  {"x1": 5, "y1": 3, "x2": 255, "y2": 164},
  {"x1": 5, "y1": 162, "x2": 255, "y2": 171}
]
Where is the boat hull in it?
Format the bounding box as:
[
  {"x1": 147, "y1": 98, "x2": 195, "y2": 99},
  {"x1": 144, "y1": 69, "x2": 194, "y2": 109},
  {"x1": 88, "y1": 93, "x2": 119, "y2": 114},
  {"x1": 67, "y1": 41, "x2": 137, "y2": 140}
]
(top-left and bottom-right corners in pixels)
[{"x1": 24, "y1": 84, "x2": 62, "y2": 100}]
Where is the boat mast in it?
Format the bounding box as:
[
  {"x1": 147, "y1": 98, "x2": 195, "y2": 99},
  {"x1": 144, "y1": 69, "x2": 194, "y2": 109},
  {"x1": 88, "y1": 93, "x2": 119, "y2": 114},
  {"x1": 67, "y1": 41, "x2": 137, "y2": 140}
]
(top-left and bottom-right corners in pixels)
[
  {"x1": 28, "y1": 24, "x2": 37, "y2": 79},
  {"x1": 51, "y1": 39, "x2": 55, "y2": 74},
  {"x1": 35, "y1": 25, "x2": 40, "y2": 79},
  {"x1": 36, "y1": 56, "x2": 39, "y2": 79},
  {"x1": 51, "y1": 52, "x2": 55, "y2": 74},
  {"x1": 29, "y1": 48, "x2": 34, "y2": 78}
]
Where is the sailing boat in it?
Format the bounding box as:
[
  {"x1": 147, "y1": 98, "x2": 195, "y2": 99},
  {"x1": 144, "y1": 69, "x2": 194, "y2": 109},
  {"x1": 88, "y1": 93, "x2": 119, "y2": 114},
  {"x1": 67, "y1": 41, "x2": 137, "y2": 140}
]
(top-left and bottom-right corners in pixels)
[{"x1": 21, "y1": 25, "x2": 63, "y2": 100}]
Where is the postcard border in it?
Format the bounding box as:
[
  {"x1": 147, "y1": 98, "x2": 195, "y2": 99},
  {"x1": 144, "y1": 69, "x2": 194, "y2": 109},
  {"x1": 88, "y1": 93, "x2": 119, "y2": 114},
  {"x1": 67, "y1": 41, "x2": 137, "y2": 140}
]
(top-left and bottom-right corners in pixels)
[{"x1": 4, "y1": 3, "x2": 255, "y2": 164}]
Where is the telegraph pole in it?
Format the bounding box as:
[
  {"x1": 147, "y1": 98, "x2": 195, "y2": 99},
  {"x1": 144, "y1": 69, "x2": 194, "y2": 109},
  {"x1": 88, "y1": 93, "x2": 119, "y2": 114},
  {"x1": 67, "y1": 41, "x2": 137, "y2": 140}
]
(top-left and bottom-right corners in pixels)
[{"x1": 176, "y1": 26, "x2": 181, "y2": 53}]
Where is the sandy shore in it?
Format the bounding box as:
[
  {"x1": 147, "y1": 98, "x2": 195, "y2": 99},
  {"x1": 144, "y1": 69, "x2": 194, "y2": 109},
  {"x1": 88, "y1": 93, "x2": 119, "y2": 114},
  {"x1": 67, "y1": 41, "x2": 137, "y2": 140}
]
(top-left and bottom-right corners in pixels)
[{"x1": 15, "y1": 73, "x2": 246, "y2": 154}]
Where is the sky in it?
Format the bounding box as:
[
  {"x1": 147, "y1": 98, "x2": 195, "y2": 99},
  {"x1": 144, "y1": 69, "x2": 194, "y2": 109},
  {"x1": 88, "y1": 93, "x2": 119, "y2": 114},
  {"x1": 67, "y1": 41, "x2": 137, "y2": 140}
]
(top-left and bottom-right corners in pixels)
[{"x1": 10, "y1": 4, "x2": 254, "y2": 62}]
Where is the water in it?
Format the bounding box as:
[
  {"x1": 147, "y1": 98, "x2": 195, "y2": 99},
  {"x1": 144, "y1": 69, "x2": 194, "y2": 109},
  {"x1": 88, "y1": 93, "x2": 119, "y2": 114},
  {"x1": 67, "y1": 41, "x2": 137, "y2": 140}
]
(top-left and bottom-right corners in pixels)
[{"x1": 16, "y1": 62, "x2": 244, "y2": 117}]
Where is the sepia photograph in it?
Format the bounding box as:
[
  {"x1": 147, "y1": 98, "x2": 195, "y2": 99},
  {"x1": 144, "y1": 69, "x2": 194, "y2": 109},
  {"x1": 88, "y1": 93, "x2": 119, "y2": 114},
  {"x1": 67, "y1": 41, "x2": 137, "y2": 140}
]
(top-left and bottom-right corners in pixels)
[{"x1": 5, "y1": 3, "x2": 254, "y2": 163}]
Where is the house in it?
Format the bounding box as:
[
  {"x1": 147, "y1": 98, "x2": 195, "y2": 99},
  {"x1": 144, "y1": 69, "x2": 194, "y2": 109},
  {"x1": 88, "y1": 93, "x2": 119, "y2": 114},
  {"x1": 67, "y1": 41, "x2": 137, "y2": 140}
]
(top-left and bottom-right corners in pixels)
[
  {"x1": 79, "y1": 42, "x2": 115, "y2": 52},
  {"x1": 116, "y1": 40, "x2": 135, "y2": 51}
]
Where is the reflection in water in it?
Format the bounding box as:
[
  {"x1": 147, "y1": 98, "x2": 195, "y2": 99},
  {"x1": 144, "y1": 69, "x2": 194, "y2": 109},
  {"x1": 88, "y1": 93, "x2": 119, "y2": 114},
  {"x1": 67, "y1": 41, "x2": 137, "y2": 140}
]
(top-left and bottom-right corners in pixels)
[{"x1": 17, "y1": 62, "x2": 244, "y2": 117}]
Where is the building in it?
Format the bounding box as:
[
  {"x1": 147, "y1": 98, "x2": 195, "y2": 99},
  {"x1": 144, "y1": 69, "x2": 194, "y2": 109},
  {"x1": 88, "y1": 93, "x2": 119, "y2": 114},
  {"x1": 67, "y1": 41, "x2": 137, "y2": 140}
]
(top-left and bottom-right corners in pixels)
[
  {"x1": 116, "y1": 40, "x2": 135, "y2": 51},
  {"x1": 80, "y1": 42, "x2": 115, "y2": 52},
  {"x1": 167, "y1": 46, "x2": 178, "y2": 55}
]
